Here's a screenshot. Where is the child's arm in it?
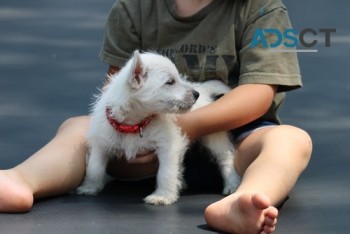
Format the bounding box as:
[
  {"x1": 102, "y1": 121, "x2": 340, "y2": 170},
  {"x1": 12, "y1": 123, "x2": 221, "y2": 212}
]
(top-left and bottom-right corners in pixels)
[{"x1": 176, "y1": 84, "x2": 277, "y2": 142}]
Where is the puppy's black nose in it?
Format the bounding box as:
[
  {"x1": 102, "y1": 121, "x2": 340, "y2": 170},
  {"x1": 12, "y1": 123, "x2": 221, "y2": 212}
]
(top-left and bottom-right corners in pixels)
[{"x1": 192, "y1": 90, "x2": 200, "y2": 100}]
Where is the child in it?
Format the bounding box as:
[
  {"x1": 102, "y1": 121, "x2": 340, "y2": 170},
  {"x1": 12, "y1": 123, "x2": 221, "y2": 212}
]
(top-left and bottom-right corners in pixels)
[{"x1": 0, "y1": 0, "x2": 312, "y2": 233}]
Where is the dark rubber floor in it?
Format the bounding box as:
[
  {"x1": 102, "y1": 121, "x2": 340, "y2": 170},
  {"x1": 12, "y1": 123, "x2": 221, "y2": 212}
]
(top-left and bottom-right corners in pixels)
[{"x1": 1, "y1": 1, "x2": 349, "y2": 233}]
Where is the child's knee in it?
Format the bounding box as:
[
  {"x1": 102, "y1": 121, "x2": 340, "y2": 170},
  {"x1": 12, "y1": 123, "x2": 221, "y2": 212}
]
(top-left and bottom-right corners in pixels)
[
  {"x1": 282, "y1": 125, "x2": 312, "y2": 155},
  {"x1": 57, "y1": 116, "x2": 90, "y2": 138},
  {"x1": 268, "y1": 125, "x2": 312, "y2": 163}
]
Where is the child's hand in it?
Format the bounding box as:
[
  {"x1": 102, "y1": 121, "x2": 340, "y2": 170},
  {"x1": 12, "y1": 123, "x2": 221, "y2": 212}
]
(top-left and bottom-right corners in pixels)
[
  {"x1": 128, "y1": 150, "x2": 157, "y2": 164},
  {"x1": 127, "y1": 112, "x2": 198, "y2": 165}
]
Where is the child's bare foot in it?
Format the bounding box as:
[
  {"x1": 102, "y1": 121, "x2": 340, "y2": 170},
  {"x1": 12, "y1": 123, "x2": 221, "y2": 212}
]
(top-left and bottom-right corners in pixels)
[
  {"x1": 0, "y1": 170, "x2": 34, "y2": 212},
  {"x1": 204, "y1": 192, "x2": 278, "y2": 234}
]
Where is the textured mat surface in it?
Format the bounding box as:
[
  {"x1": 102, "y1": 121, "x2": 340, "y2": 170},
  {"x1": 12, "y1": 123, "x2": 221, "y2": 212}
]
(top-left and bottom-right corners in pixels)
[{"x1": 1, "y1": 0, "x2": 349, "y2": 233}]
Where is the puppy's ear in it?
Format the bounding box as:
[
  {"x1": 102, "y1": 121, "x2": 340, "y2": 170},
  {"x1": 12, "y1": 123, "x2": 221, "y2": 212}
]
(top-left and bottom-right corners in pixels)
[{"x1": 129, "y1": 50, "x2": 147, "y2": 89}]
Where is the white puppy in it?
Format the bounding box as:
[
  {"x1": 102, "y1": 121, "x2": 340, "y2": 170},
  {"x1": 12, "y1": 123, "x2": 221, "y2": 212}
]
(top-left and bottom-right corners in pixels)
[{"x1": 76, "y1": 50, "x2": 241, "y2": 205}]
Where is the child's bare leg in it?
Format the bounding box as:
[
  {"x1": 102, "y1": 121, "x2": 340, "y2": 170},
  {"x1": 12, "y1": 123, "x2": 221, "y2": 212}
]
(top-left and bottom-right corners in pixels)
[
  {"x1": 204, "y1": 125, "x2": 312, "y2": 234},
  {"x1": 0, "y1": 116, "x2": 160, "y2": 213},
  {"x1": 0, "y1": 116, "x2": 90, "y2": 212}
]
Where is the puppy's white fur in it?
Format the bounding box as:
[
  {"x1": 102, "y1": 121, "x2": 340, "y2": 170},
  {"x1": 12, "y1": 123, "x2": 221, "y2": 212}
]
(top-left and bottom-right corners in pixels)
[{"x1": 76, "y1": 51, "x2": 241, "y2": 205}]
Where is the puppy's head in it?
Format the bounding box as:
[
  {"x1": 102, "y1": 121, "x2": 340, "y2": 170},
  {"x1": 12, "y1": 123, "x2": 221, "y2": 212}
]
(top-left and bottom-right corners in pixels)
[{"x1": 127, "y1": 50, "x2": 199, "y2": 114}]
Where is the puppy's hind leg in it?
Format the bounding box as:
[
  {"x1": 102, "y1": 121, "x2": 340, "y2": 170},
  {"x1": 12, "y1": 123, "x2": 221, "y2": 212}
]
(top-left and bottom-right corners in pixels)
[
  {"x1": 75, "y1": 145, "x2": 109, "y2": 195},
  {"x1": 201, "y1": 132, "x2": 241, "y2": 195}
]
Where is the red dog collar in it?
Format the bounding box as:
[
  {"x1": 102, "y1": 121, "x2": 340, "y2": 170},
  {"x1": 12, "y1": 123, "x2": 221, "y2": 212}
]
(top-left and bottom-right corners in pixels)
[{"x1": 106, "y1": 108, "x2": 156, "y2": 137}]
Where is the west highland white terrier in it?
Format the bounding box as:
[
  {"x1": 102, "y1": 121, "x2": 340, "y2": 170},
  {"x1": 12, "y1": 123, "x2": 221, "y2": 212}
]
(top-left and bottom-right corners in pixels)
[{"x1": 76, "y1": 50, "x2": 241, "y2": 205}]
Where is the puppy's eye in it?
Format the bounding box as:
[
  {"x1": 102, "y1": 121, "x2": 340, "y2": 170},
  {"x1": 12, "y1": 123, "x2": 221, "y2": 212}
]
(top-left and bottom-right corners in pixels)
[{"x1": 165, "y1": 78, "x2": 175, "y2": 85}]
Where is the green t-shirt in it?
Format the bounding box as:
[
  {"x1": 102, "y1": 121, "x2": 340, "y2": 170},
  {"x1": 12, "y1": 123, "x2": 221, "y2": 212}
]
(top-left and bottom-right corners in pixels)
[{"x1": 99, "y1": 0, "x2": 302, "y2": 124}]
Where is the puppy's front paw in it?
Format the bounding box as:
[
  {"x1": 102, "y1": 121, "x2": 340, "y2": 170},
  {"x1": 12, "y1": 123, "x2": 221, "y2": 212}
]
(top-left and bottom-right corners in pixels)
[
  {"x1": 144, "y1": 193, "x2": 178, "y2": 205},
  {"x1": 75, "y1": 183, "x2": 103, "y2": 195}
]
